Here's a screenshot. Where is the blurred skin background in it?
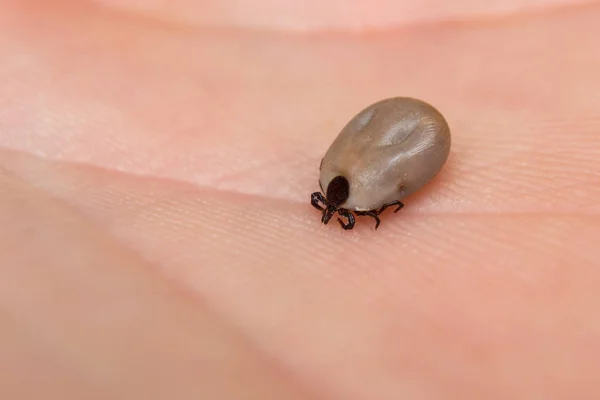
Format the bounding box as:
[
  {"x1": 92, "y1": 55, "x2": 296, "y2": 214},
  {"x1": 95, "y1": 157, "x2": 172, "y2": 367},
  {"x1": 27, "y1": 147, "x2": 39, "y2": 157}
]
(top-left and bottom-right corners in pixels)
[{"x1": 0, "y1": 0, "x2": 599, "y2": 398}]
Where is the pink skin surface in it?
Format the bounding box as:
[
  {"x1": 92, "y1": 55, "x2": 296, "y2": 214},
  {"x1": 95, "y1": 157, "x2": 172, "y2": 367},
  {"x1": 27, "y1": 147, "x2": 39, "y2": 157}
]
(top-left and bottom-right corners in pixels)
[{"x1": 1, "y1": 0, "x2": 600, "y2": 398}]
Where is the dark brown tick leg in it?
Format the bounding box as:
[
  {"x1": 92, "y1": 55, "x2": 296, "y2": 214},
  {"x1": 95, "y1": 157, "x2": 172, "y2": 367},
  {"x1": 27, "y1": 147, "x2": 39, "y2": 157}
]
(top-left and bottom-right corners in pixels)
[
  {"x1": 322, "y1": 206, "x2": 336, "y2": 225},
  {"x1": 377, "y1": 200, "x2": 404, "y2": 214},
  {"x1": 311, "y1": 192, "x2": 327, "y2": 211},
  {"x1": 355, "y1": 210, "x2": 381, "y2": 230},
  {"x1": 337, "y1": 209, "x2": 355, "y2": 230}
]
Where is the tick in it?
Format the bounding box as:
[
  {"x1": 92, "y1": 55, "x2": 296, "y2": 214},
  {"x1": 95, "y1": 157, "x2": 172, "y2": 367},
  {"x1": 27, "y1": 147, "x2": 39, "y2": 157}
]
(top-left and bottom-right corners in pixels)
[{"x1": 311, "y1": 97, "x2": 451, "y2": 230}]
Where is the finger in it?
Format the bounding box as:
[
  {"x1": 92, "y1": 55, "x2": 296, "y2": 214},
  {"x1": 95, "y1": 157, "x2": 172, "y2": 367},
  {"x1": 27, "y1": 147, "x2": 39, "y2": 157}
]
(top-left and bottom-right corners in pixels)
[
  {"x1": 4, "y1": 150, "x2": 600, "y2": 398},
  {"x1": 0, "y1": 159, "x2": 311, "y2": 399}
]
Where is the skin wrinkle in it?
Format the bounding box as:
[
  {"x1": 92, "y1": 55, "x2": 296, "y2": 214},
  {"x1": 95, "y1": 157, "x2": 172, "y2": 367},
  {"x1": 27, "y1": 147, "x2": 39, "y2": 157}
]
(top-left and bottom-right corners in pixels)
[
  {"x1": 0, "y1": 152, "x2": 338, "y2": 398},
  {"x1": 0, "y1": 158, "x2": 323, "y2": 400},
  {"x1": 2, "y1": 148, "x2": 598, "y2": 217},
  {"x1": 90, "y1": 0, "x2": 600, "y2": 33}
]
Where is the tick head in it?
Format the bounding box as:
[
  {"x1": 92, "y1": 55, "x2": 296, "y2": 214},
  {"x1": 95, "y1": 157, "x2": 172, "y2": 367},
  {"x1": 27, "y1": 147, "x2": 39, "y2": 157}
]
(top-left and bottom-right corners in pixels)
[{"x1": 326, "y1": 175, "x2": 350, "y2": 208}]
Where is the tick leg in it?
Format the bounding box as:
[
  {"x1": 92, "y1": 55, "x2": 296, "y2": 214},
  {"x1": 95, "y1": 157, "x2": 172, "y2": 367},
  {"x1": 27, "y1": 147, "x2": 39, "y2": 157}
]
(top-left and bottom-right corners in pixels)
[
  {"x1": 322, "y1": 207, "x2": 335, "y2": 225},
  {"x1": 377, "y1": 200, "x2": 404, "y2": 214},
  {"x1": 355, "y1": 210, "x2": 381, "y2": 230},
  {"x1": 311, "y1": 192, "x2": 327, "y2": 211},
  {"x1": 337, "y1": 209, "x2": 355, "y2": 230}
]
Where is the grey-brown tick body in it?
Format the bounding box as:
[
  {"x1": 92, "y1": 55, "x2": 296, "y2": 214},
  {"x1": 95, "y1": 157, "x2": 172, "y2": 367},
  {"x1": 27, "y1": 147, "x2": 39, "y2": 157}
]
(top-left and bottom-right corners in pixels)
[{"x1": 311, "y1": 97, "x2": 451, "y2": 230}]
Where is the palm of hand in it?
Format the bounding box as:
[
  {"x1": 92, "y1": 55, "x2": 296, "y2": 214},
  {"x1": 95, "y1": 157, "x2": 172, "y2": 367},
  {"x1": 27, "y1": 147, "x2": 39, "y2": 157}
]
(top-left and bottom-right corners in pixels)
[{"x1": 1, "y1": 1, "x2": 599, "y2": 398}]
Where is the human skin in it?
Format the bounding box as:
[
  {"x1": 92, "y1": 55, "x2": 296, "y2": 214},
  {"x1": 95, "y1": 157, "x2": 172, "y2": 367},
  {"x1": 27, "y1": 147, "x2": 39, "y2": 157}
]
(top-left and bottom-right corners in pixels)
[{"x1": 0, "y1": 0, "x2": 599, "y2": 398}]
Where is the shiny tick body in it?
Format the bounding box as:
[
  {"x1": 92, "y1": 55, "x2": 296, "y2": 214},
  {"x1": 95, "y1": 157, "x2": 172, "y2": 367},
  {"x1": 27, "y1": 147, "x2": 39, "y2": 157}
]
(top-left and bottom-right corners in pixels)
[{"x1": 311, "y1": 97, "x2": 451, "y2": 230}]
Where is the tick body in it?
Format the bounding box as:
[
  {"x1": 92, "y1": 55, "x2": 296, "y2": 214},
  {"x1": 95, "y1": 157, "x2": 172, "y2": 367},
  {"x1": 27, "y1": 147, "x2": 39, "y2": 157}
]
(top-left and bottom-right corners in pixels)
[{"x1": 311, "y1": 97, "x2": 451, "y2": 230}]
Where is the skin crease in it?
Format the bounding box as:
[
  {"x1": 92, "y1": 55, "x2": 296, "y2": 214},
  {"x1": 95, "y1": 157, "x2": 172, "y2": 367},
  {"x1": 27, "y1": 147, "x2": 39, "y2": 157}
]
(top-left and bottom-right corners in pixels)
[
  {"x1": 319, "y1": 97, "x2": 451, "y2": 211},
  {"x1": 1, "y1": 0, "x2": 600, "y2": 399}
]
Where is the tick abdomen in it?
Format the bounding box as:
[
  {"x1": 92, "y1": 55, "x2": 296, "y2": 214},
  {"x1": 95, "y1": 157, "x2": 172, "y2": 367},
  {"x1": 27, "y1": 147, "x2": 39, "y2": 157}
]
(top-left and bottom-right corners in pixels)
[{"x1": 319, "y1": 97, "x2": 451, "y2": 211}]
